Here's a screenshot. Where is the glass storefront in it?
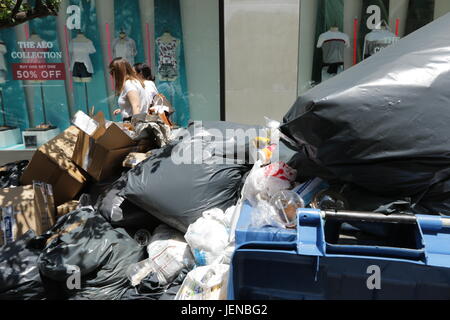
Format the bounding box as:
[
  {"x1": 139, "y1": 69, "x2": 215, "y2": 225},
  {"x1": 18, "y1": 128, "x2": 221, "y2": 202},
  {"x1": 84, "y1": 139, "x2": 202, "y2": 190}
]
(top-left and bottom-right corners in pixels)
[
  {"x1": 298, "y1": 0, "x2": 449, "y2": 93},
  {"x1": 0, "y1": 0, "x2": 221, "y2": 148},
  {"x1": 1, "y1": 0, "x2": 450, "y2": 143}
]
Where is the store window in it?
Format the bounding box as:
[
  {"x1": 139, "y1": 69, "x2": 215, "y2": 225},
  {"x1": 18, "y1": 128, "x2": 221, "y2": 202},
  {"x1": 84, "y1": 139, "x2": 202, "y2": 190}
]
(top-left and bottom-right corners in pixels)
[
  {"x1": 0, "y1": 0, "x2": 221, "y2": 149},
  {"x1": 298, "y1": 0, "x2": 449, "y2": 94}
]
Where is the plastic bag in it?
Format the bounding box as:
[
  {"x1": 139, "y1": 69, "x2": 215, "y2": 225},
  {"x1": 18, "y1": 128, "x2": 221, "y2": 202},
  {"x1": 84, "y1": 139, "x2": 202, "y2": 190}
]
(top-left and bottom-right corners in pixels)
[
  {"x1": 243, "y1": 161, "x2": 297, "y2": 206},
  {"x1": 250, "y1": 196, "x2": 285, "y2": 229},
  {"x1": 0, "y1": 230, "x2": 46, "y2": 300},
  {"x1": 127, "y1": 225, "x2": 194, "y2": 287},
  {"x1": 174, "y1": 264, "x2": 230, "y2": 300},
  {"x1": 184, "y1": 209, "x2": 232, "y2": 266},
  {"x1": 270, "y1": 190, "x2": 305, "y2": 228},
  {"x1": 0, "y1": 160, "x2": 29, "y2": 188},
  {"x1": 124, "y1": 131, "x2": 250, "y2": 233},
  {"x1": 37, "y1": 208, "x2": 145, "y2": 300}
]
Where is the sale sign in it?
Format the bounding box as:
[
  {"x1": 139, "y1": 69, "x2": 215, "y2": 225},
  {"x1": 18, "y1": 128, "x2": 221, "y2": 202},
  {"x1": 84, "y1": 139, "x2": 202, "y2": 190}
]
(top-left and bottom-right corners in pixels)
[{"x1": 12, "y1": 63, "x2": 66, "y2": 81}]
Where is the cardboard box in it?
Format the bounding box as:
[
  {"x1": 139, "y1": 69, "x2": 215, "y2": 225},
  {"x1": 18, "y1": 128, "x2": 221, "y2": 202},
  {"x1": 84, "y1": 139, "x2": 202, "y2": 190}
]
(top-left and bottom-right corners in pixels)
[
  {"x1": 72, "y1": 111, "x2": 153, "y2": 181},
  {"x1": 21, "y1": 126, "x2": 89, "y2": 205},
  {"x1": 0, "y1": 183, "x2": 56, "y2": 246},
  {"x1": 123, "y1": 151, "x2": 153, "y2": 168},
  {"x1": 56, "y1": 200, "x2": 79, "y2": 218}
]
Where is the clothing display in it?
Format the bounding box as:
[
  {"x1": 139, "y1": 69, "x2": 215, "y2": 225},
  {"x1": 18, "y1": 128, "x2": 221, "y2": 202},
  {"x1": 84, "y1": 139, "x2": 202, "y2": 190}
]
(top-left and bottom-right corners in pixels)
[
  {"x1": 118, "y1": 79, "x2": 151, "y2": 118},
  {"x1": 156, "y1": 32, "x2": 180, "y2": 82},
  {"x1": 363, "y1": 28, "x2": 399, "y2": 59},
  {"x1": 70, "y1": 34, "x2": 96, "y2": 82},
  {"x1": 72, "y1": 62, "x2": 92, "y2": 79},
  {"x1": 0, "y1": 41, "x2": 7, "y2": 84},
  {"x1": 317, "y1": 29, "x2": 350, "y2": 64},
  {"x1": 317, "y1": 29, "x2": 349, "y2": 81},
  {"x1": 113, "y1": 34, "x2": 137, "y2": 66}
]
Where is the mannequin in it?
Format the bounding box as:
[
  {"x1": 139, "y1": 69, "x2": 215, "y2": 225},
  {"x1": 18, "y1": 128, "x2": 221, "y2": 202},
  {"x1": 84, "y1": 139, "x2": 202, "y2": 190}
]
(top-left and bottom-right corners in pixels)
[
  {"x1": 113, "y1": 30, "x2": 137, "y2": 65},
  {"x1": 156, "y1": 31, "x2": 180, "y2": 82},
  {"x1": 70, "y1": 31, "x2": 96, "y2": 113},
  {"x1": 363, "y1": 21, "x2": 399, "y2": 59},
  {"x1": 70, "y1": 31, "x2": 96, "y2": 83},
  {"x1": 317, "y1": 26, "x2": 350, "y2": 82}
]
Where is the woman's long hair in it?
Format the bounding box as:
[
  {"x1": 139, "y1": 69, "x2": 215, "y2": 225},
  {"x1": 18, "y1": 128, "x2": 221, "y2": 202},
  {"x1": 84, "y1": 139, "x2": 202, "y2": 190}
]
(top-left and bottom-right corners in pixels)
[{"x1": 109, "y1": 57, "x2": 145, "y2": 95}]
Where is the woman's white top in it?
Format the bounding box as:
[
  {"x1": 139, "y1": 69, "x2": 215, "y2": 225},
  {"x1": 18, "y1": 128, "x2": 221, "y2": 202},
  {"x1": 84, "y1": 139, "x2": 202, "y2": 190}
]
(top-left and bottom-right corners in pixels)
[
  {"x1": 144, "y1": 80, "x2": 158, "y2": 104},
  {"x1": 118, "y1": 79, "x2": 150, "y2": 118}
]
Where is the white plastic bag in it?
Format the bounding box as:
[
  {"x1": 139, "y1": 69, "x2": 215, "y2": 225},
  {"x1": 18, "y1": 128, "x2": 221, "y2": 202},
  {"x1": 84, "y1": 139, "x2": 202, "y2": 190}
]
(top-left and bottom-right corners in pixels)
[
  {"x1": 127, "y1": 224, "x2": 194, "y2": 287},
  {"x1": 184, "y1": 209, "x2": 231, "y2": 266},
  {"x1": 174, "y1": 264, "x2": 230, "y2": 300},
  {"x1": 244, "y1": 161, "x2": 297, "y2": 206}
]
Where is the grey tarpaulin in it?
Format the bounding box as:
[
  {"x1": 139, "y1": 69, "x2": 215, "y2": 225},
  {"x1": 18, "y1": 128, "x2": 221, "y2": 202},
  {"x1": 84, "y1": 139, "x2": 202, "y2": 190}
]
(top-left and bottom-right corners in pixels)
[
  {"x1": 0, "y1": 231, "x2": 46, "y2": 300},
  {"x1": 281, "y1": 13, "x2": 450, "y2": 215},
  {"x1": 123, "y1": 121, "x2": 253, "y2": 233},
  {"x1": 37, "y1": 208, "x2": 145, "y2": 300}
]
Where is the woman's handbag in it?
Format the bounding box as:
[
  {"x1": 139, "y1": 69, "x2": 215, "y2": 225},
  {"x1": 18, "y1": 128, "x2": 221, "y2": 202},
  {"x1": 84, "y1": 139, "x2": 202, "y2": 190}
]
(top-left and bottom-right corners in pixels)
[{"x1": 149, "y1": 93, "x2": 174, "y2": 127}]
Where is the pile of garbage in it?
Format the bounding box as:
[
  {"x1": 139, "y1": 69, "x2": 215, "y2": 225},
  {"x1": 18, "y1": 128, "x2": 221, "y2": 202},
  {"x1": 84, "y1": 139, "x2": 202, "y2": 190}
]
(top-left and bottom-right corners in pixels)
[{"x1": 3, "y1": 14, "x2": 450, "y2": 300}]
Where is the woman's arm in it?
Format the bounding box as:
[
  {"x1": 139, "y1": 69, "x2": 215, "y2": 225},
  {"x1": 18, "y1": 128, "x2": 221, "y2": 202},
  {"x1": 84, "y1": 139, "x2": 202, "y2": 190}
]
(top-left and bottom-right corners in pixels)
[{"x1": 127, "y1": 90, "x2": 141, "y2": 115}]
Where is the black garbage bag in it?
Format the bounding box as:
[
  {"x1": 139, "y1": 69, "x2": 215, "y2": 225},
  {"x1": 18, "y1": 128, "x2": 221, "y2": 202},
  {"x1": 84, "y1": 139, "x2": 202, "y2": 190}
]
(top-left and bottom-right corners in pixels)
[
  {"x1": 0, "y1": 160, "x2": 29, "y2": 188},
  {"x1": 120, "y1": 268, "x2": 189, "y2": 300},
  {"x1": 281, "y1": 14, "x2": 450, "y2": 214},
  {"x1": 37, "y1": 208, "x2": 145, "y2": 300},
  {"x1": 0, "y1": 230, "x2": 46, "y2": 300},
  {"x1": 95, "y1": 173, "x2": 161, "y2": 235},
  {"x1": 123, "y1": 121, "x2": 253, "y2": 233}
]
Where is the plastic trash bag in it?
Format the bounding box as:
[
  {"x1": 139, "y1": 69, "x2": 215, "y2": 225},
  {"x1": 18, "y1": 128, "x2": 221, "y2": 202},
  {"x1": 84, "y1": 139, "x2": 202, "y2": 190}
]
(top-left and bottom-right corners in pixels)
[
  {"x1": 127, "y1": 225, "x2": 194, "y2": 287},
  {"x1": 243, "y1": 161, "x2": 297, "y2": 207},
  {"x1": 175, "y1": 264, "x2": 230, "y2": 300},
  {"x1": 123, "y1": 126, "x2": 251, "y2": 233},
  {"x1": 0, "y1": 230, "x2": 46, "y2": 300},
  {"x1": 37, "y1": 207, "x2": 145, "y2": 300},
  {"x1": 184, "y1": 208, "x2": 232, "y2": 266},
  {"x1": 281, "y1": 15, "x2": 450, "y2": 215},
  {"x1": 121, "y1": 268, "x2": 189, "y2": 300},
  {"x1": 96, "y1": 174, "x2": 160, "y2": 231},
  {"x1": 0, "y1": 160, "x2": 29, "y2": 188}
]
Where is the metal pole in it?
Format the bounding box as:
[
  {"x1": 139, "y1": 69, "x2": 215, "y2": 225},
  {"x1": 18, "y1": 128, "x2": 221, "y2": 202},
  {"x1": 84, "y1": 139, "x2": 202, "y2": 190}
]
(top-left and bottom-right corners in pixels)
[
  {"x1": 84, "y1": 82, "x2": 89, "y2": 114},
  {"x1": 40, "y1": 82, "x2": 47, "y2": 125},
  {"x1": 0, "y1": 88, "x2": 6, "y2": 126}
]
